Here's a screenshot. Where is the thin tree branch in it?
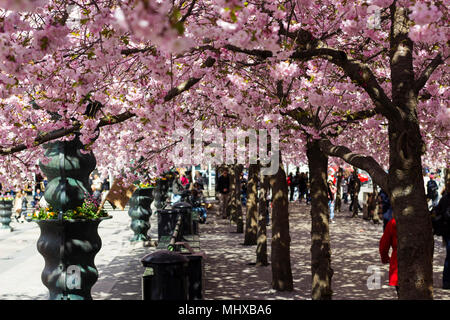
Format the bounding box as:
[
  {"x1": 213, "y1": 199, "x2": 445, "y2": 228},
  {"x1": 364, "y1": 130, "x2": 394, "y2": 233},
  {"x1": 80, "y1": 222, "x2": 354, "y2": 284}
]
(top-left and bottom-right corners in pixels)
[{"x1": 414, "y1": 53, "x2": 445, "y2": 94}]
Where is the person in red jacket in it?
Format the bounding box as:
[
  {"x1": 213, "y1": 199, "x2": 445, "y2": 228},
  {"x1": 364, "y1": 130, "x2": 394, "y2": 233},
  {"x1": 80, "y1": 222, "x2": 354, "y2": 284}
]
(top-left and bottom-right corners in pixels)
[{"x1": 379, "y1": 218, "x2": 398, "y2": 297}]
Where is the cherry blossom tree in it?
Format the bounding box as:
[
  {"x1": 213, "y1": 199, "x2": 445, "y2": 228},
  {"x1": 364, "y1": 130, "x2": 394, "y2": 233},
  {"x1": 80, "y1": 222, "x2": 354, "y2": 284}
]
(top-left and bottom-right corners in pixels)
[{"x1": 0, "y1": 0, "x2": 448, "y2": 300}]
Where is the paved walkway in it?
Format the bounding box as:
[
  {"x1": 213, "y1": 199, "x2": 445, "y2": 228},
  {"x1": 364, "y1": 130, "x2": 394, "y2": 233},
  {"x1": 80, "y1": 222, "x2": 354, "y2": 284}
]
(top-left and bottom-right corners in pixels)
[{"x1": 0, "y1": 202, "x2": 448, "y2": 300}]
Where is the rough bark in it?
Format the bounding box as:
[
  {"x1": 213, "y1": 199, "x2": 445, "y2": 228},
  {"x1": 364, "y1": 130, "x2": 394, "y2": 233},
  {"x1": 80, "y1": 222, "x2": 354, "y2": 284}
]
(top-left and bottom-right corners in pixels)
[
  {"x1": 307, "y1": 139, "x2": 333, "y2": 300},
  {"x1": 256, "y1": 172, "x2": 269, "y2": 267},
  {"x1": 371, "y1": 183, "x2": 381, "y2": 224},
  {"x1": 335, "y1": 168, "x2": 343, "y2": 212},
  {"x1": 352, "y1": 170, "x2": 361, "y2": 218},
  {"x1": 235, "y1": 164, "x2": 244, "y2": 233},
  {"x1": 269, "y1": 162, "x2": 293, "y2": 291},
  {"x1": 293, "y1": 1, "x2": 439, "y2": 300},
  {"x1": 226, "y1": 165, "x2": 236, "y2": 220},
  {"x1": 388, "y1": 120, "x2": 433, "y2": 299},
  {"x1": 244, "y1": 163, "x2": 259, "y2": 245},
  {"x1": 387, "y1": 4, "x2": 433, "y2": 300}
]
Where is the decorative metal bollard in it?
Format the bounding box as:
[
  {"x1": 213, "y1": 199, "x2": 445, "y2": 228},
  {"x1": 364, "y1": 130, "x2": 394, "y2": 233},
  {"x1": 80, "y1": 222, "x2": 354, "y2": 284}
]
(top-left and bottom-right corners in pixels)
[
  {"x1": 0, "y1": 199, "x2": 13, "y2": 231},
  {"x1": 128, "y1": 187, "x2": 154, "y2": 241}
]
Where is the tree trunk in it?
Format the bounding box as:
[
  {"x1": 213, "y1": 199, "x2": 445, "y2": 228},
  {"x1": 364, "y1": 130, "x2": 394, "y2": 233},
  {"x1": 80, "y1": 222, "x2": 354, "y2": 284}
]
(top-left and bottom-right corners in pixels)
[
  {"x1": 387, "y1": 4, "x2": 434, "y2": 299},
  {"x1": 227, "y1": 165, "x2": 236, "y2": 220},
  {"x1": 235, "y1": 164, "x2": 244, "y2": 233},
  {"x1": 352, "y1": 170, "x2": 361, "y2": 218},
  {"x1": 335, "y1": 168, "x2": 343, "y2": 212},
  {"x1": 388, "y1": 121, "x2": 433, "y2": 299},
  {"x1": 256, "y1": 172, "x2": 269, "y2": 266},
  {"x1": 307, "y1": 139, "x2": 333, "y2": 300},
  {"x1": 269, "y1": 162, "x2": 293, "y2": 291},
  {"x1": 244, "y1": 163, "x2": 258, "y2": 245},
  {"x1": 445, "y1": 167, "x2": 450, "y2": 187},
  {"x1": 371, "y1": 183, "x2": 381, "y2": 224}
]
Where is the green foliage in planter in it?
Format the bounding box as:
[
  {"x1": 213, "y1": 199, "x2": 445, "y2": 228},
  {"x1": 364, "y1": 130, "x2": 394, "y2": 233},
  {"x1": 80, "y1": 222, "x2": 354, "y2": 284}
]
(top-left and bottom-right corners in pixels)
[{"x1": 32, "y1": 194, "x2": 108, "y2": 221}]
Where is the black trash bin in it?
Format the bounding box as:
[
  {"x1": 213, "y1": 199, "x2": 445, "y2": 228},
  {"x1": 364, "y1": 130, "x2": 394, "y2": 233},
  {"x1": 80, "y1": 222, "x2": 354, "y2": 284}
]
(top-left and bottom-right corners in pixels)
[
  {"x1": 181, "y1": 253, "x2": 204, "y2": 300},
  {"x1": 157, "y1": 208, "x2": 180, "y2": 241},
  {"x1": 172, "y1": 202, "x2": 193, "y2": 236},
  {"x1": 141, "y1": 250, "x2": 189, "y2": 300}
]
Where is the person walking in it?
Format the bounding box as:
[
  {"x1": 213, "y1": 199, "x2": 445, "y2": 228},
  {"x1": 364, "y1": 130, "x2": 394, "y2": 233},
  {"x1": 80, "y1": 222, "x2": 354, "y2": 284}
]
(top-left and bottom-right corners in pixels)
[
  {"x1": 379, "y1": 217, "x2": 399, "y2": 297},
  {"x1": 342, "y1": 172, "x2": 349, "y2": 204},
  {"x1": 432, "y1": 178, "x2": 450, "y2": 289},
  {"x1": 171, "y1": 172, "x2": 185, "y2": 203},
  {"x1": 305, "y1": 173, "x2": 311, "y2": 205},
  {"x1": 328, "y1": 180, "x2": 337, "y2": 223},
  {"x1": 298, "y1": 173, "x2": 308, "y2": 203},
  {"x1": 427, "y1": 174, "x2": 440, "y2": 209},
  {"x1": 240, "y1": 172, "x2": 247, "y2": 207},
  {"x1": 287, "y1": 173, "x2": 294, "y2": 202},
  {"x1": 31, "y1": 188, "x2": 42, "y2": 208},
  {"x1": 91, "y1": 174, "x2": 102, "y2": 204},
  {"x1": 216, "y1": 169, "x2": 230, "y2": 219},
  {"x1": 292, "y1": 170, "x2": 300, "y2": 201},
  {"x1": 21, "y1": 192, "x2": 28, "y2": 222},
  {"x1": 379, "y1": 189, "x2": 393, "y2": 231},
  {"x1": 348, "y1": 170, "x2": 362, "y2": 216},
  {"x1": 13, "y1": 191, "x2": 24, "y2": 223},
  {"x1": 194, "y1": 171, "x2": 204, "y2": 190}
]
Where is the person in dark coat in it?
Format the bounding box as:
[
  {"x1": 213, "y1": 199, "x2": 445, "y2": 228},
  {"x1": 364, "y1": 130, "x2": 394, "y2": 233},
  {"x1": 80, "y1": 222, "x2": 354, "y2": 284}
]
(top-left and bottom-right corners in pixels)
[
  {"x1": 379, "y1": 189, "x2": 393, "y2": 231},
  {"x1": 171, "y1": 172, "x2": 185, "y2": 203},
  {"x1": 433, "y1": 179, "x2": 450, "y2": 289},
  {"x1": 31, "y1": 189, "x2": 42, "y2": 208},
  {"x1": 216, "y1": 169, "x2": 230, "y2": 219},
  {"x1": 348, "y1": 170, "x2": 362, "y2": 216},
  {"x1": 298, "y1": 173, "x2": 308, "y2": 203}
]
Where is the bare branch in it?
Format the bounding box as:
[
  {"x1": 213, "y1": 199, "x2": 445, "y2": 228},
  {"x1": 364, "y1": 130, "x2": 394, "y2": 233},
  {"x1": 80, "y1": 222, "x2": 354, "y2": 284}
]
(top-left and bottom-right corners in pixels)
[{"x1": 414, "y1": 53, "x2": 445, "y2": 94}]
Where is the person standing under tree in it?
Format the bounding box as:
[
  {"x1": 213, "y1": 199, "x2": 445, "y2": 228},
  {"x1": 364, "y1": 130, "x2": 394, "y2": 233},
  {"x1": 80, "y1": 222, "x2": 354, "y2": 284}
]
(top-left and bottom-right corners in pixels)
[
  {"x1": 31, "y1": 188, "x2": 42, "y2": 209},
  {"x1": 292, "y1": 170, "x2": 300, "y2": 201},
  {"x1": 427, "y1": 174, "x2": 440, "y2": 209},
  {"x1": 380, "y1": 217, "x2": 399, "y2": 297},
  {"x1": 328, "y1": 180, "x2": 337, "y2": 224},
  {"x1": 287, "y1": 173, "x2": 294, "y2": 201},
  {"x1": 431, "y1": 177, "x2": 450, "y2": 289},
  {"x1": 348, "y1": 169, "x2": 362, "y2": 217},
  {"x1": 13, "y1": 190, "x2": 24, "y2": 223},
  {"x1": 216, "y1": 169, "x2": 230, "y2": 219},
  {"x1": 298, "y1": 172, "x2": 308, "y2": 203}
]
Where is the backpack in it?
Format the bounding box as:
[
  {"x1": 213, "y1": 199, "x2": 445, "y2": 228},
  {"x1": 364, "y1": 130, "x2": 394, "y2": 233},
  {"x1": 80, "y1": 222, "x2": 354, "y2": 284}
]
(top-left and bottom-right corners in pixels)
[{"x1": 427, "y1": 180, "x2": 438, "y2": 199}]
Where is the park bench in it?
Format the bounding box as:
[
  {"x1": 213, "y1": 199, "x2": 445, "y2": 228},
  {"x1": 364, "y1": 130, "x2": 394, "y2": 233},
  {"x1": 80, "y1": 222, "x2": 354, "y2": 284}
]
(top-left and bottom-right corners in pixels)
[
  {"x1": 142, "y1": 202, "x2": 205, "y2": 300},
  {"x1": 156, "y1": 206, "x2": 201, "y2": 253}
]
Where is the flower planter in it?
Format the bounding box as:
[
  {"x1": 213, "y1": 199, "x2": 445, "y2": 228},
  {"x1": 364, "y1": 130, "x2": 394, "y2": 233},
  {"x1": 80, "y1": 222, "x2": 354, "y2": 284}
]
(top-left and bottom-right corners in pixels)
[
  {"x1": 36, "y1": 217, "x2": 111, "y2": 300},
  {"x1": 0, "y1": 200, "x2": 13, "y2": 231},
  {"x1": 128, "y1": 187, "x2": 154, "y2": 241},
  {"x1": 34, "y1": 135, "x2": 110, "y2": 300}
]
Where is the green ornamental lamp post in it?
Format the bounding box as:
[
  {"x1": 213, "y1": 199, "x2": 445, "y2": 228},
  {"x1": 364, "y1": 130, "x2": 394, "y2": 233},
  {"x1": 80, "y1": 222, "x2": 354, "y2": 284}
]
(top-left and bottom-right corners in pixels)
[{"x1": 34, "y1": 134, "x2": 111, "y2": 300}]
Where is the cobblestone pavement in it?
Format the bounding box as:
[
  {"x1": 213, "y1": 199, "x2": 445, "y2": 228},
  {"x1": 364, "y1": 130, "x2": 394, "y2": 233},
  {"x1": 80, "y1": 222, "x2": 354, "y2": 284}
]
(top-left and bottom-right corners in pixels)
[{"x1": 0, "y1": 201, "x2": 449, "y2": 300}]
